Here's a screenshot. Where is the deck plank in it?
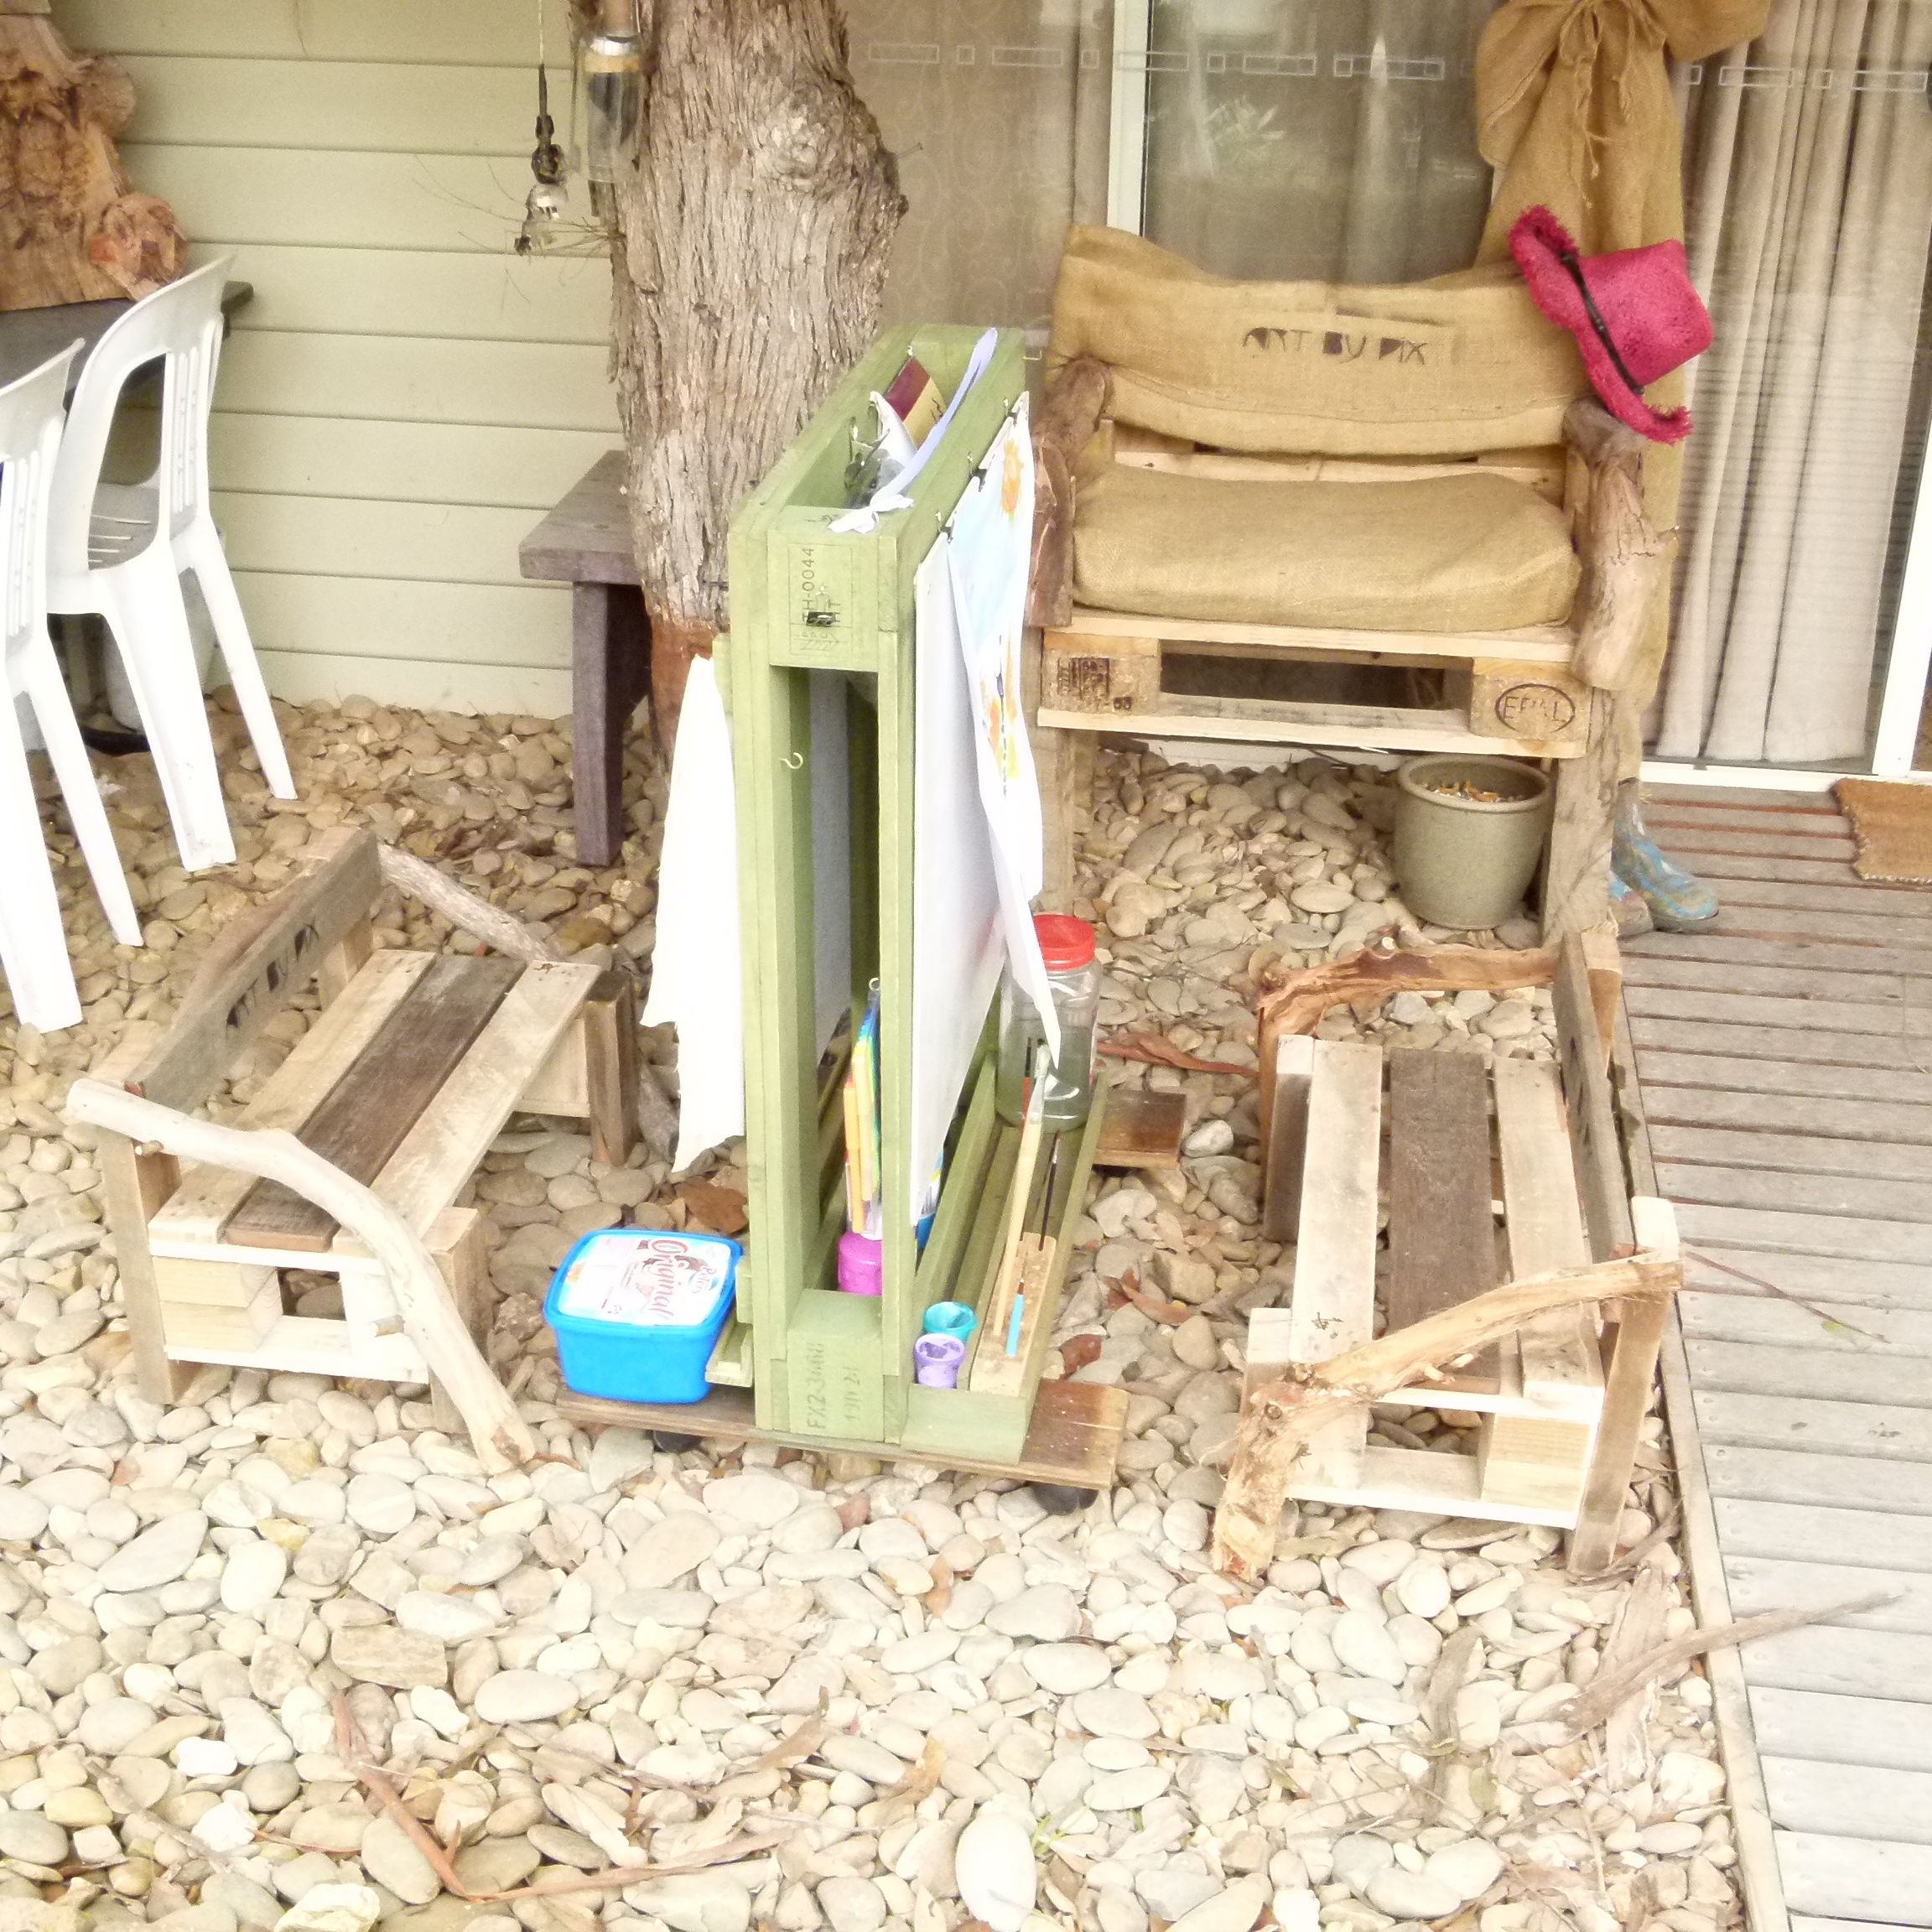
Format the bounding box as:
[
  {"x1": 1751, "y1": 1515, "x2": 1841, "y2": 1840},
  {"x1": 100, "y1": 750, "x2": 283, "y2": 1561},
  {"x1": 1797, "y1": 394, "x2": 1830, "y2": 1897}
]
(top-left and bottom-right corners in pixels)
[
  {"x1": 1624, "y1": 927, "x2": 1932, "y2": 978},
  {"x1": 1715, "y1": 1497, "x2": 1932, "y2": 1572},
  {"x1": 1623, "y1": 951, "x2": 1910, "y2": 1003},
  {"x1": 1762, "y1": 1760, "x2": 1932, "y2": 1848},
  {"x1": 1683, "y1": 1292, "x2": 1932, "y2": 1356},
  {"x1": 1653, "y1": 1122, "x2": 1932, "y2": 1171},
  {"x1": 1694, "y1": 1388, "x2": 1932, "y2": 1460},
  {"x1": 1687, "y1": 1338, "x2": 1932, "y2": 1409},
  {"x1": 1626, "y1": 984, "x2": 1932, "y2": 1035},
  {"x1": 1752, "y1": 1687, "x2": 1932, "y2": 1775},
  {"x1": 1703, "y1": 1443, "x2": 1932, "y2": 1515},
  {"x1": 1630, "y1": 1015, "x2": 1929, "y2": 1070},
  {"x1": 1682, "y1": 1246, "x2": 1932, "y2": 1310},
  {"x1": 1656, "y1": 1162, "x2": 1932, "y2": 1225},
  {"x1": 1673, "y1": 1202, "x2": 1932, "y2": 1265},
  {"x1": 1775, "y1": 1831, "x2": 1932, "y2": 1923}
]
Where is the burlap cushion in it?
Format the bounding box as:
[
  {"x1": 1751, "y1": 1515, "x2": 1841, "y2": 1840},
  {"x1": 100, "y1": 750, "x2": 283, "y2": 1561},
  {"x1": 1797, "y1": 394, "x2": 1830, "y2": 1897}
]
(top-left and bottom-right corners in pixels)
[
  {"x1": 1072, "y1": 465, "x2": 1581, "y2": 631},
  {"x1": 1049, "y1": 226, "x2": 1590, "y2": 458}
]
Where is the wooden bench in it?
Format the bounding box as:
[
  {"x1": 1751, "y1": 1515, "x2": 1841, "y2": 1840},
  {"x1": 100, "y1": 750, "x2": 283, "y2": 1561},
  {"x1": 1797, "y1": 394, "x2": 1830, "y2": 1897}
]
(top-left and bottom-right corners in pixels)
[
  {"x1": 1244, "y1": 932, "x2": 1676, "y2": 1564},
  {"x1": 74, "y1": 828, "x2": 636, "y2": 1450},
  {"x1": 518, "y1": 450, "x2": 652, "y2": 867}
]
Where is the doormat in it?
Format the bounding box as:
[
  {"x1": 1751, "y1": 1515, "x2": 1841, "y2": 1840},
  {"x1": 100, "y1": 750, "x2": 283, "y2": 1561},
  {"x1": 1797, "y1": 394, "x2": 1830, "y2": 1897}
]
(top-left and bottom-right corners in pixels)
[{"x1": 1835, "y1": 778, "x2": 1932, "y2": 886}]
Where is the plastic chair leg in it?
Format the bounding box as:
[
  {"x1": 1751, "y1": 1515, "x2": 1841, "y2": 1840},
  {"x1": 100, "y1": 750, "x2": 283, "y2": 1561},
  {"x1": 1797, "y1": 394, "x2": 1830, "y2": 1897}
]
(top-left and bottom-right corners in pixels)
[
  {"x1": 0, "y1": 707, "x2": 82, "y2": 1032},
  {"x1": 96, "y1": 556, "x2": 236, "y2": 873},
  {"x1": 18, "y1": 645, "x2": 142, "y2": 947},
  {"x1": 179, "y1": 517, "x2": 295, "y2": 800}
]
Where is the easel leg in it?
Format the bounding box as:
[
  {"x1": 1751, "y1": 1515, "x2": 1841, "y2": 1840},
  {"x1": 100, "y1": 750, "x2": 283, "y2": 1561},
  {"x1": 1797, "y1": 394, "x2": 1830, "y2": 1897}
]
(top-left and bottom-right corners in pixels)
[
  {"x1": 585, "y1": 971, "x2": 641, "y2": 1167},
  {"x1": 1544, "y1": 691, "x2": 1618, "y2": 941}
]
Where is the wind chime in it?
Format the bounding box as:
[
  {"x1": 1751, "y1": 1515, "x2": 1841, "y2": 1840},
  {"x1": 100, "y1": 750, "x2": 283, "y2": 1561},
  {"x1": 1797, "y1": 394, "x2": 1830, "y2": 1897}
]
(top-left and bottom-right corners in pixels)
[{"x1": 517, "y1": 0, "x2": 645, "y2": 254}]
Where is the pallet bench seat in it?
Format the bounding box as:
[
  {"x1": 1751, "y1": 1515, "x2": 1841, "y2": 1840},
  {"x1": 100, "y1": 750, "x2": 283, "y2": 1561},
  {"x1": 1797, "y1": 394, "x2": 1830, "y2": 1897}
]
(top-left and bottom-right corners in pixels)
[
  {"x1": 1242, "y1": 931, "x2": 1675, "y2": 1561},
  {"x1": 82, "y1": 828, "x2": 636, "y2": 1426}
]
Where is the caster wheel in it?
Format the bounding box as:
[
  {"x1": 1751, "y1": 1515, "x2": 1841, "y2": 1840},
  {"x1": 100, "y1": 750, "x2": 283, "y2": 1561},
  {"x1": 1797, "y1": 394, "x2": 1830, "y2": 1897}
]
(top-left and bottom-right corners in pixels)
[
  {"x1": 651, "y1": 1430, "x2": 701, "y2": 1453},
  {"x1": 1031, "y1": 1483, "x2": 1098, "y2": 1516}
]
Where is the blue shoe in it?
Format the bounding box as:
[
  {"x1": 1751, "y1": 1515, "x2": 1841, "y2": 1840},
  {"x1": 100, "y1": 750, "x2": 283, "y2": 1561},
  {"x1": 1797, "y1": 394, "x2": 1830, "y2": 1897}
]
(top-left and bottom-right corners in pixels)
[
  {"x1": 1609, "y1": 875, "x2": 1654, "y2": 937},
  {"x1": 1614, "y1": 792, "x2": 1718, "y2": 931}
]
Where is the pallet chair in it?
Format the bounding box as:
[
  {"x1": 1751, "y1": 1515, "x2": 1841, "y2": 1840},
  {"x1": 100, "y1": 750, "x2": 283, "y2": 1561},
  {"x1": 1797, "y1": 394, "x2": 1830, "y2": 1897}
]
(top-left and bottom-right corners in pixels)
[
  {"x1": 1238, "y1": 930, "x2": 1679, "y2": 1571},
  {"x1": 1027, "y1": 227, "x2": 1666, "y2": 937},
  {"x1": 66, "y1": 827, "x2": 637, "y2": 1468}
]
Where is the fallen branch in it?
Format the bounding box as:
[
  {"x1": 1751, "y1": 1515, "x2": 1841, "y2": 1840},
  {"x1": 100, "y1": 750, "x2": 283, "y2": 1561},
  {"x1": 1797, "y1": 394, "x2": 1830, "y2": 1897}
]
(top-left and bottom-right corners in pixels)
[
  {"x1": 1102, "y1": 1033, "x2": 1254, "y2": 1078},
  {"x1": 1557, "y1": 1592, "x2": 1898, "y2": 1740},
  {"x1": 331, "y1": 1695, "x2": 782, "y2": 1899},
  {"x1": 66, "y1": 1080, "x2": 534, "y2": 1472},
  {"x1": 378, "y1": 844, "x2": 566, "y2": 964},
  {"x1": 1210, "y1": 1252, "x2": 1680, "y2": 1581}
]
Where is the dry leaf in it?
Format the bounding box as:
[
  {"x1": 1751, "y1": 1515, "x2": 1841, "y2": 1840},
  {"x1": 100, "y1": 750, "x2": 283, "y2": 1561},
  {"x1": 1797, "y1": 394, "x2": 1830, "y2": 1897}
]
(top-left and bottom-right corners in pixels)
[
  {"x1": 1114, "y1": 1270, "x2": 1192, "y2": 1325},
  {"x1": 1100, "y1": 1031, "x2": 1254, "y2": 1078},
  {"x1": 1057, "y1": 1332, "x2": 1104, "y2": 1374},
  {"x1": 676, "y1": 1181, "x2": 748, "y2": 1235},
  {"x1": 872, "y1": 1737, "x2": 944, "y2": 1823}
]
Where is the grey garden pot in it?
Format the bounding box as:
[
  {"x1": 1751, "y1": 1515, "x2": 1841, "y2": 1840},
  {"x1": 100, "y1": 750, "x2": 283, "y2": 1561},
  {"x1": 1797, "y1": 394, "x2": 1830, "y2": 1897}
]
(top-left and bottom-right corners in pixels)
[{"x1": 1393, "y1": 753, "x2": 1552, "y2": 932}]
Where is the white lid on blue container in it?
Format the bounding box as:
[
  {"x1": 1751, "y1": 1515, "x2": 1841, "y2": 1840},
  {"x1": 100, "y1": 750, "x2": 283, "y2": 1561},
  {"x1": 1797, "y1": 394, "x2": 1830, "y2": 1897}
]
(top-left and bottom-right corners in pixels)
[{"x1": 551, "y1": 1228, "x2": 737, "y2": 1331}]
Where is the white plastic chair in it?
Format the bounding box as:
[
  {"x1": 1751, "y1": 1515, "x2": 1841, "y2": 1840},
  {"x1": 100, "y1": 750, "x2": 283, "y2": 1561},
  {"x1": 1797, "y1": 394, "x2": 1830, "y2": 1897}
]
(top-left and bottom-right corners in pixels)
[
  {"x1": 46, "y1": 256, "x2": 294, "y2": 873},
  {"x1": 0, "y1": 345, "x2": 143, "y2": 1032}
]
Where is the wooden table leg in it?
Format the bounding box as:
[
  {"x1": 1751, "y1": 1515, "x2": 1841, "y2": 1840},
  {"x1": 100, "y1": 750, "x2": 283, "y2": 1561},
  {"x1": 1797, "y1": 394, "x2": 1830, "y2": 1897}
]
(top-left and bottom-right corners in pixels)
[{"x1": 572, "y1": 582, "x2": 651, "y2": 868}]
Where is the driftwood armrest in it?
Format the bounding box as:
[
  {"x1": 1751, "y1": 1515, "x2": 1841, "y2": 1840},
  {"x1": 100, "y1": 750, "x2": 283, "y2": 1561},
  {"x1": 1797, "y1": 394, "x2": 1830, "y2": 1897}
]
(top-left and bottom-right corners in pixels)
[
  {"x1": 1026, "y1": 356, "x2": 1111, "y2": 629},
  {"x1": 1561, "y1": 400, "x2": 1669, "y2": 693}
]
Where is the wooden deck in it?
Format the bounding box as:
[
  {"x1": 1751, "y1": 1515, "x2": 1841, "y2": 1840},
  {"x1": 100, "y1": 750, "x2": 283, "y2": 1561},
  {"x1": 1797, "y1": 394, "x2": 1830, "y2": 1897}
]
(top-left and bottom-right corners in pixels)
[{"x1": 1629, "y1": 785, "x2": 1932, "y2": 1932}]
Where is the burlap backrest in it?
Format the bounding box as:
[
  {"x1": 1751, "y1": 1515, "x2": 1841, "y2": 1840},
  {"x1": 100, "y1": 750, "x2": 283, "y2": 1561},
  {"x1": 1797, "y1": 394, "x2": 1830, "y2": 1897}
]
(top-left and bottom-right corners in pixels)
[{"x1": 1049, "y1": 226, "x2": 1592, "y2": 459}]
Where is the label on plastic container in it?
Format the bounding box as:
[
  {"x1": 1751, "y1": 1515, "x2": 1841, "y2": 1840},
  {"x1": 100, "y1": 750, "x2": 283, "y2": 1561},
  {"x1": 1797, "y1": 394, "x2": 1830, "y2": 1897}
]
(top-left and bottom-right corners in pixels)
[{"x1": 553, "y1": 1233, "x2": 731, "y2": 1329}]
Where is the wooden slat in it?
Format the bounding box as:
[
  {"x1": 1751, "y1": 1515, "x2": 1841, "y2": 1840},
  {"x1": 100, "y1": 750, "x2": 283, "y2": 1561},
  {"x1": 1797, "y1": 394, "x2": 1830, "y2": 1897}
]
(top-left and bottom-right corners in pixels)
[
  {"x1": 1789, "y1": 1918, "x2": 1921, "y2": 1932},
  {"x1": 1553, "y1": 935, "x2": 1633, "y2": 1263},
  {"x1": 1682, "y1": 1247, "x2": 1932, "y2": 1311},
  {"x1": 1745, "y1": 1625, "x2": 1932, "y2": 1704},
  {"x1": 1697, "y1": 875, "x2": 1932, "y2": 921},
  {"x1": 1288, "y1": 1441, "x2": 1578, "y2": 1529},
  {"x1": 1674, "y1": 1203, "x2": 1932, "y2": 1265},
  {"x1": 1715, "y1": 1497, "x2": 1932, "y2": 1573},
  {"x1": 1643, "y1": 798, "x2": 1851, "y2": 830},
  {"x1": 1763, "y1": 1761, "x2": 1932, "y2": 1849},
  {"x1": 151, "y1": 948, "x2": 437, "y2": 1244},
  {"x1": 1624, "y1": 928, "x2": 1932, "y2": 979},
  {"x1": 1696, "y1": 1389, "x2": 1932, "y2": 1461},
  {"x1": 1769, "y1": 1831, "x2": 1932, "y2": 1924},
  {"x1": 1631, "y1": 1015, "x2": 1921, "y2": 1071},
  {"x1": 1703, "y1": 1444, "x2": 1932, "y2": 1515},
  {"x1": 1384, "y1": 1052, "x2": 1496, "y2": 1331},
  {"x1": 1646, "y1": 1093, "x2": 1932, "y2": 1149},
  {"x1": 1753, "y1": 1686, "x2": 1932, "y2": 1775},
  {"x1": 1638, "y1": 822, "x2": 1857, "y2": 860},
  {"x1": 1057, "y1": 601, "x2": 1578, "y2": 665},
  {"x1": 1658, "y1": 1162, "x2": 1932, "y2": 1226},
  {"x1": 1688, "y1": 1337, "x2": 1932, "y2": 1409},
  {"x1": 1699, "y1": 901, "x2": 1932, "y2": 946},
  {"x1": 1493, "y1": 1058, "x2": 1597, "y2": 1398},
  {"x1": 1636, "y1": 1049, "x2": 1932, "y2": 1109},
  {"x1": 1627, "y1": 984, "x2": 1932, "y2": 1036},
  {"x1": 1288, "y1": 1041, "x2": 1382, "y2": 1487},
  {"x1": 1655, "y1": 1123, "x2": 1932, "y2": 1181},
  {"x1": 1623, "y1": 949, "x2": 1910, "y2": 1006},
  {"x1": 1260, "y1": 1034, "x2": 1314, "y2": 1244},
  {"x1": 1683, "y1": 1292, "x2": 1932, "y2": 1357},
  {"x1": 1724, "y1": 1555, "x2": 1932, "y2": 1633},
  {"x1": 225, "y1": 955, "x2": 522, "y2": 1253},
  {"x1": 353, "y1": 961, "x2": 602, "y2": 1238},
  {"x1": 1654, "y1": 847, "x2": 1863, "y2": 886}
]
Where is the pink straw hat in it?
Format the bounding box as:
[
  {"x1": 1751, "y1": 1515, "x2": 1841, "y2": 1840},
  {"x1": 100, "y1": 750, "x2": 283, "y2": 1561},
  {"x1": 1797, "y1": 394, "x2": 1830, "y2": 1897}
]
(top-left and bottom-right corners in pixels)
[{"x1": 1509, "y1": 206, "x2": 1713, "y2": 445}]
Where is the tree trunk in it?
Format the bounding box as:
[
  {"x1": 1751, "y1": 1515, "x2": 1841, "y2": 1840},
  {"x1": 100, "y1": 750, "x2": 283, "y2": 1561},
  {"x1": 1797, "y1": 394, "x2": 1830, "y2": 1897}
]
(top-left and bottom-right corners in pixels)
[{"x1": 600, "y1": 0, "x2": 904, "y2": 749}]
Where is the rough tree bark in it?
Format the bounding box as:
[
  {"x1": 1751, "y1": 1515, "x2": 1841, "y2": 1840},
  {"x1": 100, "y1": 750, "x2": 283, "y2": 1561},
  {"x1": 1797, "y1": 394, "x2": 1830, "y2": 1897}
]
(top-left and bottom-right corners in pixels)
[{"x1": 592, "y1": 0, "x2": 904, "y2": 749}]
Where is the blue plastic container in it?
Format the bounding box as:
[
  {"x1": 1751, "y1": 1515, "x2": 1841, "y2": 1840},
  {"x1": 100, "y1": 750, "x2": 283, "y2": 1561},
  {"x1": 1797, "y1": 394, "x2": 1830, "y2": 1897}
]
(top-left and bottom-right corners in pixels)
[{"x1": 543, "y1": 1228, "x2": 740, "y2": 1405}]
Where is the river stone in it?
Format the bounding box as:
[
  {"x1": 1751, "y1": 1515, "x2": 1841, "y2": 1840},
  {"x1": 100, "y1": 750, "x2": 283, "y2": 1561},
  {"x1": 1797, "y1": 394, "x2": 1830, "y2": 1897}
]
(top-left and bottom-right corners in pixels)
[
  {"x1": 344, "y1": 1473, "x2": 414, "y2": 1536},
  {"x1": 358, "y1": 1811, "x2": 441, "y2": 1904},
  {"x1": 628, "y1": 1512, "x2": 720, "y2": 1587},
  {"x1": 221, "y1": 1538, "x2": 289, "y2": 1618},
  {"x1": 1166, "y1": 1880, "x2": 1269, "y2": 1932},
  {"x1": 1072, "y1": 1686, "x2": 1159, "y2": 1740},
  {"x1": 475, "y1": 1671, "x2": 577, "y2": 1725},
  {"x1": 1331, "y1": 1608, "x2": 1407, "y2": 1685},
  {"x1": 956, "y1": 1805, "x2": 1036, "y2": 1932},
  {"x1": 1366, "y1": 1869, "x2": 1463, "y2": 1919},
  {"x1": 987, "y1": 1584, "x2": 1080, "y2": 1642},
  {"x1": 1290, "y1": 880, "x2": 1353, "y2": 916},
  {"x1": 1021, "y1": 1644, "x2": 1111, "y2": 1695},
  {"x1": 622, "y1": 1874, "x2": 750, "y2": 1932},
  {"x1": 330, "y1": 1627, "x2": 447, "y2": 1690},
  {"x1": 817, "y1": 1877, "x2": 887, "y2": 1932},
  {"x1": 272, "y1": 1885, "x2": 383, "y2": 1932},
  {"x1": 0, "y1": 1488, "x2": 49, "y2": 1541},
  {"x1": 0, "y1": 1813, "x2": 68, "y2": 1867},
  {"x1": 1425, "y1": 1839, "x2": 1506, "y2": 1903},
  {"x1": 96, "y1": 1510, "x2": 207, "y2": 1592}
]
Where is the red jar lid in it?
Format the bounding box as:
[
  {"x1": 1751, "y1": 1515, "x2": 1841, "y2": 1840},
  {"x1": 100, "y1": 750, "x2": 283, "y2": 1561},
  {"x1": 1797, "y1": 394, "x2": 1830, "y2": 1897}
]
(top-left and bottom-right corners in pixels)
[{"x1": 1033, "y1": 914, "x2": 1095, "y2": 971}]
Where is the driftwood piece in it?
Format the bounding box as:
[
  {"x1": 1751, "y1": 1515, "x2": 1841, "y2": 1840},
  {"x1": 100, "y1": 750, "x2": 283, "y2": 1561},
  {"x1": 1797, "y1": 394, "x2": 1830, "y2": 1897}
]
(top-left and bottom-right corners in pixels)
[
  {"x1": 378, "y1": 846, "x2": 568, "y2": 964},
  {"x1": 1564, "y1": 399, "x2": 1667, "y2": 693},
  {"x1": 65, "y1": 1078, "x2": 536, "y2": 1472},
  {"x1": 1255, "y1": 944, "x2": 1556, "y2": 1175},
  {"x1": 1210, "y1": 1251, "x2": 1680, "y2": 1581},
  {"x1": 0, "y1": 14, "x2": 185, "y2": 309},
  {"x1": 1026, "y1": 356, "x2": 1111, "y2": 629}
]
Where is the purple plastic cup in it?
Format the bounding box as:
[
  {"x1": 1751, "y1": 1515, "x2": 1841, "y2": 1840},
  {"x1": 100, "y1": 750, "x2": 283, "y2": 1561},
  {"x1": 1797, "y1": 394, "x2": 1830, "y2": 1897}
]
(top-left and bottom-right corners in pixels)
[{"x1": 913, "y1": 1333, "x2": 967, "y2": 1389}]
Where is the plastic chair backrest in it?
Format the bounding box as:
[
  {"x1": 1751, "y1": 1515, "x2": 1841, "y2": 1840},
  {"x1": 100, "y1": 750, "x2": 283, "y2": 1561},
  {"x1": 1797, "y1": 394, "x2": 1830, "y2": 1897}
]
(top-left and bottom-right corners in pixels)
[
  {"x1": 46, "y1": 256, "x2": 234, "y2": 574},
  {"x1": 0, "y1": 344, "x2": 81, "y2": 689}
]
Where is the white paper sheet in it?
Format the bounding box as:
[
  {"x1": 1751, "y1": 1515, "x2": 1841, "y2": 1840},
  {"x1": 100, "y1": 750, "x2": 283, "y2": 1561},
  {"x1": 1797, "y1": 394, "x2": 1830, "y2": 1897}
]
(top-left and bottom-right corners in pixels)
[
  {"x1": 945, "y1": 399, "x2": 1058, "y2": 1066},
  {"x1": 910, "y1": 539, "x2": 1005, "y2": 1210},
  {"x1": 641, "y1": 657, "x2": 745, "y2": 1173},
  {"x1": 810, "y1": 672, "x2": 853, "y2": 1059}
]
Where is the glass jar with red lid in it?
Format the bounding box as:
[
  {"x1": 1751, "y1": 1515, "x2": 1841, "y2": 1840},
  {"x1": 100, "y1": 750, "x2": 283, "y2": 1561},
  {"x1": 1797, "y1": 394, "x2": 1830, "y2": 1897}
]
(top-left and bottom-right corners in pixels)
[{"x1": 995, "y1": 914, "x2": 1098, "y2": 1130}]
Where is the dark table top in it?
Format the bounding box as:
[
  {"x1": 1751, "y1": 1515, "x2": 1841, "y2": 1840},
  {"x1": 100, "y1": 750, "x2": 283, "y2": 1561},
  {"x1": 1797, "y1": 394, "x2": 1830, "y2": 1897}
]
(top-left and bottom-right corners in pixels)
[
  {"x1": 0, "y1": 280, "x2": 254, "y2": 394},
  {"x1": 520, "y1": 448, "x2": 637, "y2": 586}
]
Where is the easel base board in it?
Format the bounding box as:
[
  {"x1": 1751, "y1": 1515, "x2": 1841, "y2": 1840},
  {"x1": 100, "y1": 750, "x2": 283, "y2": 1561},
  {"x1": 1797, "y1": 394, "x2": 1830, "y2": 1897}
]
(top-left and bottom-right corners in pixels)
[
  {"x1": 1290, "y1": 1443, "x2": 1579, "y2": 1528},
  {"x1": 556, "y1": 1375, "x2": 1127, "y2": 1490}
]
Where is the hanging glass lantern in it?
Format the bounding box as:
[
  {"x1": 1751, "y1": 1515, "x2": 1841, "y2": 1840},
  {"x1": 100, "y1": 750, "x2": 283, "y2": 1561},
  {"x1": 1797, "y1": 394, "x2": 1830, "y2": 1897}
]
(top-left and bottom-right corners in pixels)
[
  {"x1": 517, "y1": 60, "x2": 569, "y2": 256},
  {"x1": 584, "y1": 1, "x2": 645, "y2": 217}
]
